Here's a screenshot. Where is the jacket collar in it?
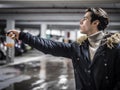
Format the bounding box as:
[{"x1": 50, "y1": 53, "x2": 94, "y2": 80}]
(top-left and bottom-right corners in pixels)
[{"x1": 76, "y1": 32, "x2": 120, "y2": 49}]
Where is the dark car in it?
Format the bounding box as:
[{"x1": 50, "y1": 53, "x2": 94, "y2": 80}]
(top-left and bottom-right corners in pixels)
[{"x1": 15, "y1": 40, "x2": 27, "y2": 56}]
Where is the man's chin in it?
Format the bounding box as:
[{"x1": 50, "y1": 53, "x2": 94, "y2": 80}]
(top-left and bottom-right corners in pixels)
[
  {"x1": 80, "y1": 31, "x2": 88, "y2": 35},
  {"x1": 80, "y1": 30, "x2": 85, "y2": 34}
]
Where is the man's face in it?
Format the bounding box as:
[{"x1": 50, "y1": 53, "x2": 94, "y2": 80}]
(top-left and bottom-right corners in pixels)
[{"x1": 80, "y1": 12, "x2": 93, "y2": 35}]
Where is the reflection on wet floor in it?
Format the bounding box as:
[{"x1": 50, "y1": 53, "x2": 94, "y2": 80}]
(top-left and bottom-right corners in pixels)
[{"x1": 0, "y1": 49, "x2": 75, "y2": 90}]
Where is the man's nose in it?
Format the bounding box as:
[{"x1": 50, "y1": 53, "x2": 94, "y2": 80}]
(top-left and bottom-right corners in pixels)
[{"x1": 80, "y1": 19, "x2": 83, "y2": 25}]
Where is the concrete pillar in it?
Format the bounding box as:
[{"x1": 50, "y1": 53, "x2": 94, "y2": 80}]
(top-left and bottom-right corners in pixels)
[
  {"x1": 41, "y1": 24, "x2": 47, "y2": 38},
  {"x1": 37, "y1": 25, "x2": 41, "y2": 37},
  {"x1": 5, "y1": 19, "x2": 15, "y2": 63},
  {"x1": 64, "y1": 31, "x2": 70, "y2": 43},
  {"x1": 39, "y1": 60, "x2": 46, "y2": 80},
  {"x1": 75, "y1": 30, "x2": 78, "y2": 40}
]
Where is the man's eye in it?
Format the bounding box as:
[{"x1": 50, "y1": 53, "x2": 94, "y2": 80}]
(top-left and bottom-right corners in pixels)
[
  {"x1": 82, "y1": 17, "x2": 87, "y2": 20},
  {"x1": 83, "y1": 18, "x2": 87, "y2": 21}
]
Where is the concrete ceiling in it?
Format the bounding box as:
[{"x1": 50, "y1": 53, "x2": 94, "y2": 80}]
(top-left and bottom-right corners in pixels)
[
  {"x1": 0, "y1": 0, "x2": 119, "y2": 14},
  {"x1": 0, "y1": 0, "x2": 119, "y2": 31}
]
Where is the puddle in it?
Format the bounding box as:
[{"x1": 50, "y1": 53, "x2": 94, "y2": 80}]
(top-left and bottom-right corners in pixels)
[{"x1": 0, "y1": 58, "x2": 75, "y2": 90}]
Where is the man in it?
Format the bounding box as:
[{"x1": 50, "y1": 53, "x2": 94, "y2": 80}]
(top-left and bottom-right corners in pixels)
[{"x1": 7, "y1": 8, "x2": 120, "y2": 90}]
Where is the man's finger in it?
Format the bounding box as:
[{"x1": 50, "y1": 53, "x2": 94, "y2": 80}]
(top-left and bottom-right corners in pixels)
[{"x1": 6, "y1": 31, "x2": 16, "y2": 39}]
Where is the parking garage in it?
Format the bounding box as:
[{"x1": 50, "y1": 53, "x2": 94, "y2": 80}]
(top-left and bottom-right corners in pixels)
[{"x1": 0, "y1": 0, "x2": 120, "y2": 90}]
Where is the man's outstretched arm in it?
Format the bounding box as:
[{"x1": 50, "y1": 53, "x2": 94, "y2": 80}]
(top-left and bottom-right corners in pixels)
[{"x1": 6, "y1": 30, "x2": 73, "y2": 58}]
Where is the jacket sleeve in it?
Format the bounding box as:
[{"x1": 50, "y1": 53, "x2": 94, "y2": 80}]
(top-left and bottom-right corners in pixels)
[
  {"x1": 114, "y1": 43, "x2": 120, "y2": 90},
  {"x1": 19, "y1": 32, "x2": 73, "y2": 58}
]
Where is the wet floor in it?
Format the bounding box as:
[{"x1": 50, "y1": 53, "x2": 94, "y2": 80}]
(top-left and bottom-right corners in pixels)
[{"x1": 0, "y1": 49, "x2": 75, "y2": 90}]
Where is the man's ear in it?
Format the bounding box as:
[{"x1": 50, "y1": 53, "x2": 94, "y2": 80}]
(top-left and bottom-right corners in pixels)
[{"x1": 93, "y1": 20, "x2": 100, "y2": 26}]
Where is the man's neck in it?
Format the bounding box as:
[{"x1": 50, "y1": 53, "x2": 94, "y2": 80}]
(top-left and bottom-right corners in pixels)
[
  {"x1": 88, "y1": 31, "x2": 104, "y2": 43},
  {"x1": 87, "y1": 29, "x2": 99, "y2": 36}
]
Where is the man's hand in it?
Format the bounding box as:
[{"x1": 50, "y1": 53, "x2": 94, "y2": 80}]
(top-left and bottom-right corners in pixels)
[{"x1": 6, "y1": 30, "x2": 20, "y2": 40}]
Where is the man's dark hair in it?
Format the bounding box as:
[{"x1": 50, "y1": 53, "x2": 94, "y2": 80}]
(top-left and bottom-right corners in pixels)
[{"x1": 86, "y1": 8, "x2": 109, "y2": 31}]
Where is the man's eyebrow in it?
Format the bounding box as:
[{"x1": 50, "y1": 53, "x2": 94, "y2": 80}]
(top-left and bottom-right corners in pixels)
[{"x1": 84, "y1": 16, "x2": 88, "y2": 18}]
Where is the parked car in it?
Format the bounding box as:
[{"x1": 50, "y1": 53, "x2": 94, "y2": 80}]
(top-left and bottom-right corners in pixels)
[
  {"x1": 0, "y1": 35, "x2": 6, "y2": 60},
  {"x1": 14, "y1": 40, "x2": 28, "y2": 56}
]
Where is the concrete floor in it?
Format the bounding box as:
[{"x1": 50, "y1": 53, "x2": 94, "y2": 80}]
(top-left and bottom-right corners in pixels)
[{"x1": 0, "y1": 49, "x2": 75, "y2": 90}]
